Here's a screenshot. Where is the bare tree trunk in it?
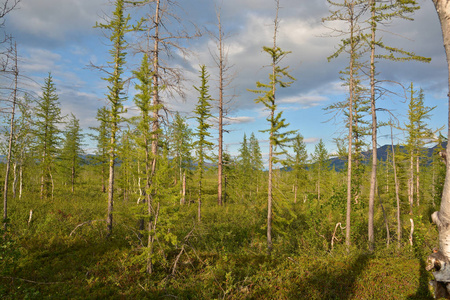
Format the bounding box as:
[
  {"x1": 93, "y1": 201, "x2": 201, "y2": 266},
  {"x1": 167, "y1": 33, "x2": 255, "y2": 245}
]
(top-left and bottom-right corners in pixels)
[
  {"x1": 71, "y1": 163, "x2": 75, "y2": 193},
  {"x1": 294, "y1": 183, "x2": 298, "y2": 204},
  {"x1": 217, "y1": 9, "x2": 224, "y2": 207},
  {"x1": 181, "y1": 171, "x2": 186, "y2": 205},
  {"x1": 197, "y1": 181, "x2": 202, "y2": 222},
  {"x1": 12, "y1": 162, "x2": 17, "y2": 199},
  {"x1": 391, "y1": 127, "x2": 402, "y2": 249},
  {"x1": 416, "y1": 156, "x2": 420, "y2": 206},
  {"x1": 3, "y1": 42, "x2": 18, "y2": 230},
  {"x1": 427, "y1": 1, "x2": 450, "y2": 291},
  {"x1": 408, "y1": 154, "x2": 414, "y2": 214},
  {"x1": 267, "y1": 138, "x2": 273, "y2": 254},
  {"x1": 107, "y1": 133, "x2": 115, "y2": 236},
  {"x1": 430, "y1": 0, "x2": 450, "y2": 249},
  {"x1": 345, "y1": 1, "x2": 355, "y2": 250},
  {"x1": 19, "y1": 163, "x2": 22, "y2": 199},
  {"x1": 147, "y1": 0, "x2": 161, "y2": 275},
  {"x1": 368, "y1": 0, "x2": 377, "y2": 252}
]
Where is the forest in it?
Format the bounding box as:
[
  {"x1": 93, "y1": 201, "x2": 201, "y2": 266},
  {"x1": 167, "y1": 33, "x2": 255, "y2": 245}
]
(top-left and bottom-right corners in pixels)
[{"x1": 0, "y1": 0, "x2": 449, "y2": 299}]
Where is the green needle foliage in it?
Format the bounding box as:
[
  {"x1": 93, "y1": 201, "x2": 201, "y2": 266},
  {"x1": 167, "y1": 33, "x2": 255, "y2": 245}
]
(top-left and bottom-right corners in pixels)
[
  {"x1": 95, "y1": 0, "x2": 131, "y2": 236},
  {"x1": 34, "y1": 73, "x2": 64, "y2": 200},
  {"x1": 248, "y1": 1, "x2": 296, "y2": 253},
  {"x1": 193, "y1": 65, "x2": 214, "y2": 222},
  {"x1": 60, "y1": 113, "x2": 84, "y2": 194},
  {"x1": 89, "y1": 106, "x2": 110, "y2": 193}
]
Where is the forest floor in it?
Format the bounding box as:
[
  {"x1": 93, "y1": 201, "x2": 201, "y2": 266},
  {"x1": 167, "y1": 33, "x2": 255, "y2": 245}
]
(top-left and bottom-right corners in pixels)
[{"x1": 0, "y1": 190, "x2": 438, "y2": 299}]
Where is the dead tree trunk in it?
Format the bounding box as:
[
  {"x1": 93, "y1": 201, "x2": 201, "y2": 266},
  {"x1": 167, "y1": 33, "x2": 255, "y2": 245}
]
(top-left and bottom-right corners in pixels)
[{"x1": 3, "y1": 41, "x2": 18, "y2": 230}]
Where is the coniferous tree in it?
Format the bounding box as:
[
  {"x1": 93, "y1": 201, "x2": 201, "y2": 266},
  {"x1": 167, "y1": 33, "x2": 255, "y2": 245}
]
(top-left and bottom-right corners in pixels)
[
  {"x1": 249, "y1": 132, "x2": 264, "y2": 195},
  {"x1": 90, "y1": 107, "x2": 110, "y2": 193},
  {"x1": 248, "y1": 0, "x2": 296, "y2": 254},
  {"x1": 404, "y1": 83, "x2": 436, "y2": 211},
  {"x1": 3, "y1": 41, "x2": 18, "y2": 229},
  {"x1": 289, "y1": 133, "x2": 308, "y2": 203},
  {"x1": 237, "y1": 133, "x2": 251, "y2": 201},
  {"x1": 94, "y1": 0, "x2": 131, "y2": 236},
  {"x1": 60, "y1": 113, "x2": 84, "y2": 193},
  {"x1": 366, "y1": 0, "x2": 429, "y2": 252},
  {"x1": 168, "y1": 112, "x2": 193, "y2": 205},
  {"x1": 312, "y1": 139, "x2": 329, "y2": 203},
  {"x1": 132, "y1": 53, "x2": 153, "y2": 232},
  {"x1": 34, "y1": 73, "x2": 64, "y2": 200},
  {"x1": 193, "y1": 65, "x2": 214, "y2": 222},
  {"x1": 324, "y1": 0, "x2": 366, "y2": 250}
]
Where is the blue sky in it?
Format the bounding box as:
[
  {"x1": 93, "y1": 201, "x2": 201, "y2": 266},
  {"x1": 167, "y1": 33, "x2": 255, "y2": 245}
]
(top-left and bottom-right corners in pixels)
[{"x1": 2, "y1": 0, "x2": 448, "y2": 163}]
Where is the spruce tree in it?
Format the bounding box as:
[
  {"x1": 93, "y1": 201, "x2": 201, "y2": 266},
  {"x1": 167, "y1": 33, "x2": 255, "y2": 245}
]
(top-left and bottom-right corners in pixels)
[
  {"x1": 193, "y1": 65, "x2": 214, "y2": 222},
  {"x1": 34, "y1": 73, "x2": 64, "y2": 200}
]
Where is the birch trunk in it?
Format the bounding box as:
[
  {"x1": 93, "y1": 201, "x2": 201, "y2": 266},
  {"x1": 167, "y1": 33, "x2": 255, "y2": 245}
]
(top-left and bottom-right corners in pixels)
[{"x1": 428, "y1": 0, "x2": 450, "y2": 293}]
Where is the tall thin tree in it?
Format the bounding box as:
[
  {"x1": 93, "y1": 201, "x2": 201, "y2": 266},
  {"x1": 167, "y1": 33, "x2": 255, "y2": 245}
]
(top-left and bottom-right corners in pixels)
[
  {"x1": 248, "y1": 0, "x2": 296, "y2": 254},
  {"x1": 94, "y1": 0, "x2": 131, "y2": 236}
]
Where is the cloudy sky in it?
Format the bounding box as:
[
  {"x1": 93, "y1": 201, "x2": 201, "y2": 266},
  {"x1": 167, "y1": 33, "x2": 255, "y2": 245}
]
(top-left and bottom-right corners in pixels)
[{"x1": 2, "y1": 0, "x2": 448, "y2": 160}]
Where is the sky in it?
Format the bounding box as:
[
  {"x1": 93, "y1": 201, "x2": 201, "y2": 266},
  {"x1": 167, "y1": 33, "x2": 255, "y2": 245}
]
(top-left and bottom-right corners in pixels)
[{"x1": 2, "y1": 0, "x2": 448, "y2": 162}]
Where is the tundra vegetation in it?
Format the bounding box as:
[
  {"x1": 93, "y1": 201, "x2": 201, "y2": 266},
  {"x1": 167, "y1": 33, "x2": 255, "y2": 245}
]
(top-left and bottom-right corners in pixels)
[{"x1": 0, "y1": 0, "x2": 449, "y2": 299}]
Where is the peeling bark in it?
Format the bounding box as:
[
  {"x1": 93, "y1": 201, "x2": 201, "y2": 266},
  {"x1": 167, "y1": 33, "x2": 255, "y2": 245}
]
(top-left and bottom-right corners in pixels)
[{"x1": 429, "y1": 0, "x2": 450, "y2": 293}]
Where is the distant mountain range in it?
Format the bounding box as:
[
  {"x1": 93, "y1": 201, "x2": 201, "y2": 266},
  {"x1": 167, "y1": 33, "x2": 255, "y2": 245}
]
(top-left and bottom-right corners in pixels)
[{"x1": 328, "y1": 142, "x2": 446, "y2": 172}]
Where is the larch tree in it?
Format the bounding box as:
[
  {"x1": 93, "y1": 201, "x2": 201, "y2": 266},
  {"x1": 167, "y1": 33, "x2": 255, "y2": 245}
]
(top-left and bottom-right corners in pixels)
[
  {"x1": 12, "y1": 94, "x2": 34, "y2": 200},
  {"x1": 323, "y1": 0, "x2": 366, "y2": 249},
  {"x1": 94, "y1": 0, "x2": 131, "y2": 236},
  {"x1": 366, "y1": 0, "x2": 429, "y2": 252},
  {"x1": 168, "y1": 112, "x2": 193, "y2": 205},
  {"x1": 237, "y1": 133, "x2": 251, "y2": 201},
  {"x1": 128, "y1": 1, "x2": 199, "y2": 273},
  {"x1": 132, "y1": 53, "x2": 153, "y2": 231},
  {"x1": 90, "y1": 106, "x2": 110, "y2": 193},
  {"x1": 312, "y1": 139, "x2": 329, "y2": 202},
  {"x1": 193, "y1": 65, "x2": 214, "y2": 223},
  {"x1": 34, "y1": 73, "x2": 64, "y2": 200},
  {"x1": 248, "y1": 0, "x2": 296, "y2": 254},
  {"x1": 210, "y1": 3, "x2": 235, "y2": 206},
  {"x1": 249, "y1": 132, "x2": 264, "y2": 195},
  {"x1": 60, "y1": 113, "x2": 84, "y2": 194},
  {"x1": 404, "y1": 83, "x2": 436, "y2": 212},
  {"x1": 289, "y1": 133, "x2": 308, "y2": 204},
  {"x1": 3, "y1": 41, "x2": 18, "y2": 230}
]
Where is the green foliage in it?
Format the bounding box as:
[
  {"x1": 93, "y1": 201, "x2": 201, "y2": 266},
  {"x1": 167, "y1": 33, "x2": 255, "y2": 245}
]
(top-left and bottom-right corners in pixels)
[
  {"x1": 193, "y1": 65, "x2": 214, "y2": 209},
  {"x1": 34, "y1": 73, "x2": 64, "y2": 199},
  {"x1": 59, "y1": 113, "x2": 84, "y2": 192},
  {"x1": 0, "y1": 227, "x2": 20, "y2": 276}
]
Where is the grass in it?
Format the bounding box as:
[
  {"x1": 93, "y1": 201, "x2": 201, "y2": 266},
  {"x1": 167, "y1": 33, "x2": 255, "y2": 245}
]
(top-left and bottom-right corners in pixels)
[{"x1": 0, "y1": 184, "x2": 438, "y2": 299}]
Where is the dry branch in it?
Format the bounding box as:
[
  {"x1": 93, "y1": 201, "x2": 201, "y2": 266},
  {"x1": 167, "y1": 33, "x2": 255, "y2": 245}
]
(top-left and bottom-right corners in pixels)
[{"x1": 69, "y1": 219, "x2": 106, "y2": 237}]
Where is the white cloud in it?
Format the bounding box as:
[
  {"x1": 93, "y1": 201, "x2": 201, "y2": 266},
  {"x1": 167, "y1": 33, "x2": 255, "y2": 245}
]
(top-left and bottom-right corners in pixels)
[
  {"x1": 227, "y1": 116, "x2": 255, "y2": 124},
  {"x1": 279, "y1": 94, "x2": 328, "y2": 108},
  {"x1": 9, "y1": 0, "x2": 104, "y2": 42}
]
